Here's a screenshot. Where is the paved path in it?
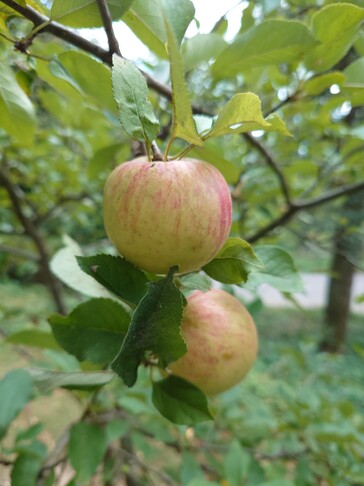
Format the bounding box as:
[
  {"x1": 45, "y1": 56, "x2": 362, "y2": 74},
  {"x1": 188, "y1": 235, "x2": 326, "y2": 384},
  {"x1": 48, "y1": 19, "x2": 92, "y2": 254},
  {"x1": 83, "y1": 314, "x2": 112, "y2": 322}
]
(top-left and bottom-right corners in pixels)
[{"x1": 236, "y1": 273, "x2": 364, "y2": 314}]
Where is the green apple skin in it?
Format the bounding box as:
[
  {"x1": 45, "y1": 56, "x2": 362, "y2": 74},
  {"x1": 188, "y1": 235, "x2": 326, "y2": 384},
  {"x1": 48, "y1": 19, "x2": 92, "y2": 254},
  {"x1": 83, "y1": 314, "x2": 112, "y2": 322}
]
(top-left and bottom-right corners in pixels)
[
  {"x1": 167, "y1": 289, "x2": 258, "y2": 395},
  {"x1": 103, "y1": 157, "x2": 232, "y2": 275}
]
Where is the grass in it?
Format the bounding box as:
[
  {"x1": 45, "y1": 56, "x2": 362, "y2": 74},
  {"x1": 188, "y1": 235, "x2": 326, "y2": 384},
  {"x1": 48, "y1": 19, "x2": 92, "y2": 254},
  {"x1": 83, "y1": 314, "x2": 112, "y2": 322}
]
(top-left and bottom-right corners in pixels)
[{"x1": 0, "y1": 280, "x2": 84, "y2": 444}]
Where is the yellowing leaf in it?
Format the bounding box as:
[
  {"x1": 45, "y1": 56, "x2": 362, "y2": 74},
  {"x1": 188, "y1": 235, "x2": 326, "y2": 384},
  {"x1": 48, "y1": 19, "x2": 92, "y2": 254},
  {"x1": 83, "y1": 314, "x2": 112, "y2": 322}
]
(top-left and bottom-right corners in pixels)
[
  {"x1": 264, "y1": 113, "x2": 292, "y2": 136},
  {"x1": 205, "y1": 93, "x2": 270, "y2": 139}
]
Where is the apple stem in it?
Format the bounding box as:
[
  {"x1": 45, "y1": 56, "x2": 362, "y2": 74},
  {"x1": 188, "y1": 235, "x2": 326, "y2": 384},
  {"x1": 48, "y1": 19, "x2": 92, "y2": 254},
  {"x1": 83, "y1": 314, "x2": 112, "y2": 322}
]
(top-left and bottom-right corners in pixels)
[
  {"x1": 151, "y1": 141, "x2": 164, "y2": 161},
  {"x1": 163, "y1": 135, "x2": 175, "y2": 160}
]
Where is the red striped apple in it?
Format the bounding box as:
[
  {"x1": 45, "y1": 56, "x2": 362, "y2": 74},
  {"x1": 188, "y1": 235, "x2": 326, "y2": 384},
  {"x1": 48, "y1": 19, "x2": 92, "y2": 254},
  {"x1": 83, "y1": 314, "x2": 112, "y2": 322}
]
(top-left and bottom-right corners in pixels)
[
  {"x1": 166, "y1": 289, "x2": 258, "y2": 395},
  {"x1": 103, "y1": 157, "x2": 232, "y2": 274}
]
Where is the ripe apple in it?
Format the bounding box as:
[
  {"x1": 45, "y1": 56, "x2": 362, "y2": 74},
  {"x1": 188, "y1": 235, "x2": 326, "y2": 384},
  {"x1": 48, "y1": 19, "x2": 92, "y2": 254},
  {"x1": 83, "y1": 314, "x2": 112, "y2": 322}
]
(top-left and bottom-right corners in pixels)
[
  {"x1": 103, "y1": 157, "x2": 232, "y2": 274},
  {"x1": 166, "y1": 289, "x2": 258, "y2": 395}
]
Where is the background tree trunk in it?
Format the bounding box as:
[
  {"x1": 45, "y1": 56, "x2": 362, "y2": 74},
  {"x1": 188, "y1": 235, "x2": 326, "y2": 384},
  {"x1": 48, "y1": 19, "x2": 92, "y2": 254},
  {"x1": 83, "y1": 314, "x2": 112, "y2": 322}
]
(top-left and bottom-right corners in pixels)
[{"x1": 319, "y1": 191, "x2": 364, "y2": 352}]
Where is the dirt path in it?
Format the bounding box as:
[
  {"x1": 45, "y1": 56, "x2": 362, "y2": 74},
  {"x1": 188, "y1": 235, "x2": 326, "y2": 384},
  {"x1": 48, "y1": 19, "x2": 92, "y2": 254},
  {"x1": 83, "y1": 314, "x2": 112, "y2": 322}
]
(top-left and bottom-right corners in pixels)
[{"x1": 237, "y1": 273, "x2": 364, "y2": 314}]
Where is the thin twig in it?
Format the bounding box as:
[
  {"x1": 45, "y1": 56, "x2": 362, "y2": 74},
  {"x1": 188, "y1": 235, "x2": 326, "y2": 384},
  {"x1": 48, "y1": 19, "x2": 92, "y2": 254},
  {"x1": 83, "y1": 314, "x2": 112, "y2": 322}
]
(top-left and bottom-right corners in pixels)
[
  {"x1": 96, "y1": 0, "x2": 121, "y2": 56},
  {"x1": 264, "y1": 92, "x2": 298, "y2": 117},
  {"x1": 0, "y1": 244, "x2": 38, "y2": 261},
  {"x1": 0, "y1": 457, "x2": 14, "y2": 466},
  {"x1": 110, "y1": 445, "x2": 177, "y2": 485},
  {"x1": 34, "y1": 192, "x2": 91, "y2": 225},
  {"x1": 247, "y1": 181, "x2": 364, "y2": 243},
  {"x1": 0, "y1": 0, "x2": 114, "y2": 63},
  {"x1": 244, "y1": 132, "x2": 293, "y2": 207},
  {"x1": 0, "y1": 163, "x2": 66, "y2": 314}
]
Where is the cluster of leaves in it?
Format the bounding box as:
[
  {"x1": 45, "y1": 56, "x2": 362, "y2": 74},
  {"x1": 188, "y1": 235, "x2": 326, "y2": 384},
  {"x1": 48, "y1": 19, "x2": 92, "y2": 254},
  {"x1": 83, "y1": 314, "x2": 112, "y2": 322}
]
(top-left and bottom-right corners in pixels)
[{"x1": 44, "y1": 235, "x2": 301, "y2": 424}]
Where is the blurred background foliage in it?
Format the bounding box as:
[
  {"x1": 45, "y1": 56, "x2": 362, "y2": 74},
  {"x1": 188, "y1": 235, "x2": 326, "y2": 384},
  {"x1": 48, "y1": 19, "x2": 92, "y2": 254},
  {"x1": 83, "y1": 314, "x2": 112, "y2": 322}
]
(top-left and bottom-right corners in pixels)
[{"x1": 0, "y1": 0, "x2": 364, "y2": 484}]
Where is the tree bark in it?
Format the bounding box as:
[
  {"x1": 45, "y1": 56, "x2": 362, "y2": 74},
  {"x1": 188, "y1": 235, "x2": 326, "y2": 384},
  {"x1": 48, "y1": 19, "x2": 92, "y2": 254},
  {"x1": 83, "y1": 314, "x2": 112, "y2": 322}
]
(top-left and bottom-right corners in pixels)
[
  {"x1": 0, "y1": 165, "x2": 66, "y2": 314},
  {"x1": 319, "y1": 191, "x2": 363, "y2": 352}
]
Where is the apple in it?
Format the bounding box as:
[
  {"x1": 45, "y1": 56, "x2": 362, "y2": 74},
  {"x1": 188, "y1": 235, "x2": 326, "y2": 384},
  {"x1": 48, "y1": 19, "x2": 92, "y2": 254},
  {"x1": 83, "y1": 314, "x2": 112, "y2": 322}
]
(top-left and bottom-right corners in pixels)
[
  {"x1": 166, "y1": 289, "x2": 258, "y2": 395},
  {"x1": 103, "y1": 157, "x2": 232, "y2": 274}
]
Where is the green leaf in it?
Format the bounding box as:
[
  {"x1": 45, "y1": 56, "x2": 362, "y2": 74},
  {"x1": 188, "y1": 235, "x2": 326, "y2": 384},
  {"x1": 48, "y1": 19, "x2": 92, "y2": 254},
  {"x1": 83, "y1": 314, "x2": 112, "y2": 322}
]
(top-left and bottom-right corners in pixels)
[
  {"x1": 305, "y1": 3, "x2": 364, "y2": 72},
  {"x1": 302, "y1": 72, "x2": 346, "y2": 96},
  {"x1": 164, "y1": 15, "x2": 203, "y2": 146},
  {"x1": 16, "y1": 423, "x2": 44, "y2": 443},
  {"x1": 88, "y1": 143, "x2": 128, "y2": 178},
  {"x1": 343, "y1": 57, "x2": 364, "y2": 106},
  {"x1": 0, "y1": 65, "x2": 36, "y2": 146},
  {"x1": 213, "y1": 20, "x2": 316, "y2": 77},
  {"x1": 187, "y1": 481, "x2": 219, "y2": 486},
  {"x1": 112, "y1": 55, "x2": 159, "y2": 145},
  {"x1": 263, "y1": 114, "x2": 292, "y2": 136},
  {"x1": 190, "y1": 139, "x2": 240, "y2": 184},
  {"x1": 205, "y1": 93, "x2": 270, "y2": 139},
  {"x1": 59, "y1": 51, "x2": 116, "y2": 112},
  {"x1": 355, "y1": 293, "x2": 364, "y2": 304},
  {"x1": 203, "y1": 238, "x2": 261, "y2": 284},
  {"x1": 161, "y1": 0, "x2": 195, "y2": 44},
  {"x1": 355, "y1": 29, "x2": 364, "y2": 55},
  {"x1": 11, "y1": 442, "x2": 47, "y2": 486},
  {"x1": 27, "y1": 368, "x2": 114, "y2": 393},
  {"x1": 257, "y1": 481, "x2": 295, "y2": 486},
  {"x1": 77, "y1": 254, "x2": 149, "y2": 306},
  {"x1": 123, "y1": 8, "x2": 168, "y2": 59},
  {"x1": 179, "y1": 273, "x2": 212, "y2": 294},
  {"x1": 152, "y1": 376, "x2": 213, "y2": 425},
  {"x1": 48, "y1": 59, "x2": 83, "y2": 93},
  {"x1": 49, "y1": 298, "x2": 130, "y2": 364},
  {"x1": 69, "y1": 423, "x2": 108, "y2": 483},
  {"x1": 245, "y1": 246, "x2": 304, "y2": 293},
  {"x1": 123, "y1": 0, "x2": 194, "y2": 57},
  {"x1": 112, "y1": 267, "x2": 186, "y2": 387},
  {"x1": 50, "y1": 235, "x2": 110, "y2": 298},
  {"x1": 6, "y1": 330, "x2": 60, "y2": 350},
  {"x1": 311, "y1": 422, "x2": 361, "y2": 443},
  {"x1": 223, "y1": 440, "x2": 251, "y2": 486},
  {"x1": 182, "y1": 33, "x2": 227, "y2": 71},
  {"x1": 51, "y1": 0, "x2": 132, "y2": 28},
  {"x1": 0, "y1": 369, "x2": 33, "y2": 440},
  {"x1": 344, "y1": 57, "x2": 364, "y2": 84},
  {"x1": 181, "y1": 451, "x2": 203, "y2": 484}
]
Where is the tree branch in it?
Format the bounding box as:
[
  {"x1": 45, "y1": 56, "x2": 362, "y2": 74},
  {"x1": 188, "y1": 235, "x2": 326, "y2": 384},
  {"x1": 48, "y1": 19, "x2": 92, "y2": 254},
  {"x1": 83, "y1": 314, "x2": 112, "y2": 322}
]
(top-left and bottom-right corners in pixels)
[
  {"x1": 247, "y1": 180, "x2": 364, "y2": 243},
  {"x1": 1, "y1": 0, "x2": 113, "y2": 61},
  {"x1": 96, "y1": 0, "x2": 121, "y2": 56},
  {"x1": 244, "y1": 133, "x2": 293, "y2": 207},
  {"x1": 296, "y1": 180, "x2": 364, "y2": 210},
  {"x1": 0, "y1": 244, "x2": 38, "y2": 261},
  {"x1": 0, "y1": 457, "x2": 14, "y2": 466},
  {"x1": 0, "y1": 164, "x2": 66, "y2": 313},
  {"x1": 0, "y1": 0, "x2": 174, "y2": 99},
  {"x1": 247, "y1": 206, "x2": 297, "y2": 243},
  {"x1": 34, "y1": 192, "x2": 92, "y2": 225}
]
